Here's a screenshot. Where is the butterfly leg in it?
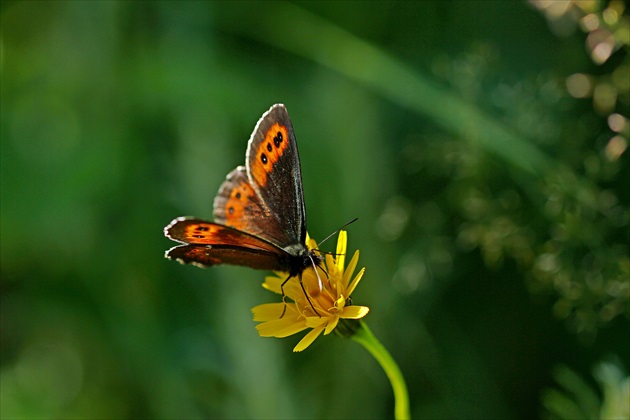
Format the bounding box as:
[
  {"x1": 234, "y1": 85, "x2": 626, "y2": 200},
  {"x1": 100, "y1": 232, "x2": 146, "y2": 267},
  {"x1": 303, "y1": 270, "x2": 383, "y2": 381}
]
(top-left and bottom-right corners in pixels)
[
  {"x1": 280, "y1": 274, "x2": 321, "y2": 318},
  {"x1": 279, "y1": 275, "x2": 292, "y2": 318},
  {"x1": 279, "y1": 293, "x2": 289, "y2": 319},
  {"x1": 297, "y1": 273, "x2": 321, "y2": 317}
]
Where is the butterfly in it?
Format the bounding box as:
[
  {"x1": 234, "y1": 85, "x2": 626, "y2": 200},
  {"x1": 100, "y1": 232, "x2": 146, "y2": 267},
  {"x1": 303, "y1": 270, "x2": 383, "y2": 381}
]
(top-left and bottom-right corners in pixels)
[{"x1": 164, "y1": 104, "x2": 324, "y2": 311}]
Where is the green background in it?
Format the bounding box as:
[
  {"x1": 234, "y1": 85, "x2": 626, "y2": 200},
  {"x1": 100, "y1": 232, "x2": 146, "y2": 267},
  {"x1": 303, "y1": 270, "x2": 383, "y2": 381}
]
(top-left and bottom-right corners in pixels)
[{"x1": 1, "y1": 1, "x2": 628, "y2": 418}]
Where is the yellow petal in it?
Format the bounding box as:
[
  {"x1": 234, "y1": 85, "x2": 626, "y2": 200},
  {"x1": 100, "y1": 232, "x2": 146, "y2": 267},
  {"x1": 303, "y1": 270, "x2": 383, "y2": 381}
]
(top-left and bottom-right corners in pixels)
[
  {"x1": 302, "y1": 267, "x2": 326, "y2": 296},
  {"x1": 340, "y1": 305, "x2": 370, "y2": 319},
  {"x1": 284, "y1": 282, "x2": 307, "y2": 302},
  {"x1": 266, "y1": 275, "x2": 305, "y2": 302},
  {"x1": 252, "y1": 303, "x2": 286, "y2": 321},
  {"x1": 345, "y1": 267, "x2": 365, "y2": 297},
  {"x1": 293, "y1": 324, "x2": 325, "y2": 352},
  {"x1": 325, "y1": 252, "x2": 336, "y2": 275},
  {"x1": 304, "y1": 315, "x2": 329, "y2": 329},
  {"x1": 342, "y1": 250, "x2": 360, "y2": 288},
  {"x1": 256, "y1": 316, "x2": 308, "y2": 338},
  {"x1": 262, "y1": 275, "x2": 284, "y2": 294},
  {"x1": 305, "y1": 234, "x2": 318, "y2": 250},
  {"x1": 336, "y1": 230, "x2": 347, "y2": 271},
  {"x1": 324, "y1": 316, "x2": 339, "y2": 335},
  {"x1": 334, "y1": 294, "x2": 346, "y2": 310}
]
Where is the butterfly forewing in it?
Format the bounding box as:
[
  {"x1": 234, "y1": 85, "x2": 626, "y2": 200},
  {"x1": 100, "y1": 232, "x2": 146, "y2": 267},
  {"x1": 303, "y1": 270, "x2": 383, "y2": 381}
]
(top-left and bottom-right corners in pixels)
[
  {"x1": 165, "y1": 217, "x2": 280, "y2": 250},
  {"x1": 164, "y1": 217, "x2": 292, "y2": 270},
  {"x1": 245, "y1": 104, "x2": 307, "y2": 245}
]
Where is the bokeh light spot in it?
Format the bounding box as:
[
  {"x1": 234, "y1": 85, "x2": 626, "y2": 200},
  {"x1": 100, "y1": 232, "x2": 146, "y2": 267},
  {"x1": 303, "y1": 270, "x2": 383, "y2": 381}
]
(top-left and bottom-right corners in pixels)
[
  {"x1": 566, "y1": 73, "x2": 593, "y2": 98},
  {"x1": 612, "y1": 65, "x2": 630, "y2": 91},
  {"x1": 586, "y1": 28, "x2": 615, "y2": 64},
  {"x1": 580, "y1": 13, "x2": 600, "y2": 32},
  {"x1": 604, "y1": 135, "x2": 627, "y2": 161},
  {"x1": 393, "y1": 254, "x2": 428, "y2": 295},
  {"x1": 602, "y1": 7, "x2": 619, "y2": 26},
  {"x1": 375, "y1": 196, "x2": 411, "y2": 242},
  {"x1": 607, "y1": 113, "x2": 627, "y2": 133},
  {"x1": 593, "y1": 82, "x2": 617, "y2": 114}
]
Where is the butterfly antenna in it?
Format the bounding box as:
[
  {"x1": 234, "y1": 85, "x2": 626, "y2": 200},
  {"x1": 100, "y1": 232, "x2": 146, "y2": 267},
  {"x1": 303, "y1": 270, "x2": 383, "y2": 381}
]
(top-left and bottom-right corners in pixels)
[{"x1": 317, "y1": 217, "x2": 359, "y2": 247}]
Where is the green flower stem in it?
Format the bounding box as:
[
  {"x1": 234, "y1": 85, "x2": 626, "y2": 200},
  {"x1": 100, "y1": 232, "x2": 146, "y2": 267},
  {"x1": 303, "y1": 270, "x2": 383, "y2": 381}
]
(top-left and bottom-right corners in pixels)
[{"x1": 351, "y1": 321, "x2": 410, "y2": 420}]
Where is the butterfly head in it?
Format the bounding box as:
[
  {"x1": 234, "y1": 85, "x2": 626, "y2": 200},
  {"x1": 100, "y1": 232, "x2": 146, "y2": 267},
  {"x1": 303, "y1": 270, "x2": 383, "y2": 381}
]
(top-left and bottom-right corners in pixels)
[{"x1": 283, "y1": 243, "x2": 324, "y2": 278}]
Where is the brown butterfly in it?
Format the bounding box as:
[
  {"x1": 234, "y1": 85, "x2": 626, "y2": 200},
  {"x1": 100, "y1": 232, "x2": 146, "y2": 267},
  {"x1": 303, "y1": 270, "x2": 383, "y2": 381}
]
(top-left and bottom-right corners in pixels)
[{"x1": 164, "y1": 104, "x2": 324, "y2": 310}]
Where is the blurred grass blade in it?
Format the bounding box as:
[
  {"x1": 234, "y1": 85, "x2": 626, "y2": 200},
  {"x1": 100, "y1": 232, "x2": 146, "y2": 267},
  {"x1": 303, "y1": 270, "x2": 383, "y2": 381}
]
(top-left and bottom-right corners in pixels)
[{"x1": 226, "y1": 3, "x2": 554, "y2": 176}]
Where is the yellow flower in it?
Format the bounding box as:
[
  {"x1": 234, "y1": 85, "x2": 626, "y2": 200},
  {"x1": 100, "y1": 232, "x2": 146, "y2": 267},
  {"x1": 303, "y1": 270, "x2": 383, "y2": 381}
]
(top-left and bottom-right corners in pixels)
[{"x1": 252, "y1": 230, "x2": 369, "y2": 352}]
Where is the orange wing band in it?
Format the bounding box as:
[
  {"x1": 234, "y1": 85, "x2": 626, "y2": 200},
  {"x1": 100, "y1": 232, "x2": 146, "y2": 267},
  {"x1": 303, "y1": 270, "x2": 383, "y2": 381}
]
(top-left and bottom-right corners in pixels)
[{"x1": 250, "y1": 123, "x2": 290, "y2": 187}]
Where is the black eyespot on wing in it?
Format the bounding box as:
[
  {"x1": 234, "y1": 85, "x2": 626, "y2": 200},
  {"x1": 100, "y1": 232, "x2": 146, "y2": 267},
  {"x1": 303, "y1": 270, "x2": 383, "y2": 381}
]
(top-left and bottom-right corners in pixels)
[{"x1": 274, "y1": 131, "x2": 283, "y2": 147}]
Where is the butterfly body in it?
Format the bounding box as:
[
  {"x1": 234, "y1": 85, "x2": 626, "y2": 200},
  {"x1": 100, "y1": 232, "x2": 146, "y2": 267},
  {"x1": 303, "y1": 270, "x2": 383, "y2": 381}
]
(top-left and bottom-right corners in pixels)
[{"x1": 164, "y1": 104, "x2": 322, "y2": 278}]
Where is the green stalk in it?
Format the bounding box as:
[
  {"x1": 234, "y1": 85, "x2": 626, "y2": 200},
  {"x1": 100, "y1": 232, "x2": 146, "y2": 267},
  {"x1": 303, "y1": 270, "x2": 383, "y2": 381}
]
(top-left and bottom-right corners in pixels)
[{"x1": 351, "y1": 321, "x2": 411, "y2": 420}]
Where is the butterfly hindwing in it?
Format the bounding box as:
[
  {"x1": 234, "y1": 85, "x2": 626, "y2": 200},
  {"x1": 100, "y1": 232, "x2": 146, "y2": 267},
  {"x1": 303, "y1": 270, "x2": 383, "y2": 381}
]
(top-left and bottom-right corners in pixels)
[
  {"x1": 212, "y1": 166, "x2": 287, "y2": 246},
  {"x1": 166, "y1": 244, "x2": 288, "y2": 271}
]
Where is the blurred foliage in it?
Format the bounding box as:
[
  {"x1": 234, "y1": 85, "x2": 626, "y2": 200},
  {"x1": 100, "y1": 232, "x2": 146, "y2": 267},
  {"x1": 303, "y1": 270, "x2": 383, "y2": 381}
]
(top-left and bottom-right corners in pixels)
[
  {"x1": 526, "y1": 0, "x2": 629, "y2": 339},
  {"x1": 1, "y1": 1, "x2": 628, "y2": 419},
  {"x1": 542, "y1": 358, "x2": 629, "y2": 419}
]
